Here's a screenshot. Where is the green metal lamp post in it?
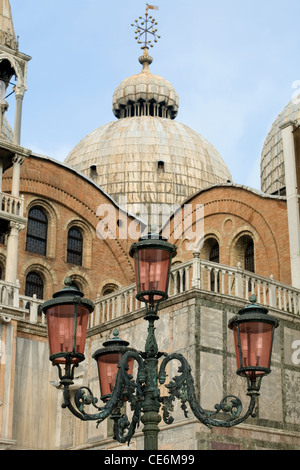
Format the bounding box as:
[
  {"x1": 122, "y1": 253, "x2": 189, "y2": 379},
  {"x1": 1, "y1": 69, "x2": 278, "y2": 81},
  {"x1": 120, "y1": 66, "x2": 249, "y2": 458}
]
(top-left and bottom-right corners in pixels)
[
  {"x1": 42, "y1": 235, "x2": 279, "y2": 450},
  {"x1": 128, "y1": 234, "x2": 177, "y2": 449}
]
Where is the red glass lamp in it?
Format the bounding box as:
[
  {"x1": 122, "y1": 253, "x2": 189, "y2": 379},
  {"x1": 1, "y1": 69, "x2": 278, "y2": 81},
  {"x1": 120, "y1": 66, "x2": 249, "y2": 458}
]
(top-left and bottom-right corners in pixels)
[
  {"x1": 42, "y1": 278, "x2": 94, "y2": 365},
  {"x1": 129, "y1": 234, "x2": 177, "y2": 313},
  {"x1": 228, "y1": 295, "x2": 279, "y2": 390},
  {"x1": 92, "y1": 329, "x2": 135, "y2": 402}
]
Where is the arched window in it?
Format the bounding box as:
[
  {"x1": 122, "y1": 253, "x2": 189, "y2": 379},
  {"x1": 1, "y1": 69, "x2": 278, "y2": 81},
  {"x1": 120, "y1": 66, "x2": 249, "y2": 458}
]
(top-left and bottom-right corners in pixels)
[
  {"x1": 209, "y1": 241, "x2": 220, "y2": 292},
  {"x1": 67, "y1": 227, "x2": 83, "y2": 266},
  {"x1": 209, "y1": 242, "x2": 220, "y2": 263},
  {"x1": 102, "y1": 283, "x2": 118, "y2": 296},
  {"x1": 25, "y1": 271, "x2": 44, "y2": 299},
  {"x1": 26, "y1": 206, "x2": 48, "y2": 255},
  {"x1": 245, "y1": 239, "x2": 255, "y2": 273}
]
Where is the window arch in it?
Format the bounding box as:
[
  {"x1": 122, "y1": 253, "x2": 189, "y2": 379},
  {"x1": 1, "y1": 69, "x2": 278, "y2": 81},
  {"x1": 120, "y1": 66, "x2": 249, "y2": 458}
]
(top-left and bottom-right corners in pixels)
[
  {"x1": 68, "y1": 275, "x2": 86, "y2": 293},
  {"x1": 201, "y1": 237, "x2": 220, "y2": 292},
  {"x1": 202, "y1": 237, "x2": 220, "y2": 262},
  {"x1": 25, "y1": 271, "x2": 44, "y2": 299},
  {"x1": 26, "y1": 206, "x2": 48, "y2": 255},
  {"x1": 67, "y1": 227, "x2": 83, "y2": 266},
  {"x1": 234, "y1": 234, "x2": 255, "y2": 273},
  {"x1": 102, "y1": 283, "x2": 118, "y2": 296}
]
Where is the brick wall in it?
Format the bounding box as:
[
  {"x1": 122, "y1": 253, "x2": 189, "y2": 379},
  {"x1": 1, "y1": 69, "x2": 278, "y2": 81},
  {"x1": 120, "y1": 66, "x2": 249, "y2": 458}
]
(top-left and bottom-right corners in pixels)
[
  {"x1": 2, "y1": 155, "x2": 136, "y2": 300},
  {"x1": 1, "y1": 159, "x2": 292, "y2": 300},
  {"x1": 166, "y1": 185, "x2": 291, "y2": 285}
]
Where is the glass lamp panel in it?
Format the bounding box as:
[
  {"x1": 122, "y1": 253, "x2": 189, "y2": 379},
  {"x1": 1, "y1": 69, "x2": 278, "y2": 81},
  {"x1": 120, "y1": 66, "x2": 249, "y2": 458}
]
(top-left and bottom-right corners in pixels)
[
  {"x1": 47, "y1": 304, "x2": 90, "y2": 364},
  {"x1": 96, "y1": 353, "x2": 134, "y2": 401},
  {"x1": 233, "y1": 321, "x2": 273, "y2": 376},
  {"x1": 135, "y1": 248, "x2": 170, "y2": 302}
]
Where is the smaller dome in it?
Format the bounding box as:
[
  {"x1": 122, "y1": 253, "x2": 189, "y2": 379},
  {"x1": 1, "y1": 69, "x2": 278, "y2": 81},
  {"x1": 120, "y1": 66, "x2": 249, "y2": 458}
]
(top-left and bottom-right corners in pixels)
[
  {"x1": 112, "y1": 49, "x2": 179, "y2": 120},
  {"x1": 261, "y1": 93, "x2": 300, "y2": 195}
]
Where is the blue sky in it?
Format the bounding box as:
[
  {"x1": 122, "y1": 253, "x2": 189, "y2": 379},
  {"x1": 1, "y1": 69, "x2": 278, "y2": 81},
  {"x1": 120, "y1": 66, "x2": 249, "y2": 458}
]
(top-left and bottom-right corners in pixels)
[{"x1": 7, "y1": 0, "x2": 300, "y2": 190}]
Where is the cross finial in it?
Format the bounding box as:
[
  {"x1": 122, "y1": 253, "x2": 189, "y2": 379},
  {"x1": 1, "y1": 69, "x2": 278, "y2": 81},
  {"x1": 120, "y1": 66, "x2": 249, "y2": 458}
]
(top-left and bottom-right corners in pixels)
[{"x1": 131, "y1": 4, "x2": 160, "y2": 50}]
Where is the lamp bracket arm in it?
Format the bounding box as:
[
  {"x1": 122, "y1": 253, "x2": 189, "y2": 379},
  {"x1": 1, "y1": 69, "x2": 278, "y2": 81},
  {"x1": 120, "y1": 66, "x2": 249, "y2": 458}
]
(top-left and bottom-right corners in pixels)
[
  {"x1": 61, "y1": 350, "x2": 146, "y2": 430},
  {"x1": 109, "y1": 350, "x2": 145, "y2": 444},
  {"x1": 111, "y1": 404, "x2": 142, "y2": 445},
  {"x1": 158, "y1": 353, "x2": 258, "y2": 429}
]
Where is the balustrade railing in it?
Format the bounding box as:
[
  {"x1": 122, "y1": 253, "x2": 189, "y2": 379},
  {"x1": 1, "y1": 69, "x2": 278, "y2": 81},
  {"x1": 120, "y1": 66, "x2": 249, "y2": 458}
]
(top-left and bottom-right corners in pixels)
[
  {"x1": 0, "y1": 279, "x2": 20, "y2": 308},
  {"x1": 19, "y1": 294, "x2": 45, "y2": 324},
  {"x1": 88, "y1": 256, "x2": 300, "y2": 327},
  {"x1": 0, "y1": 256, "x2": 299, "y2": 327},
  {"x1": 0, "y1": 192, "x2": 24, "y2": 218}
]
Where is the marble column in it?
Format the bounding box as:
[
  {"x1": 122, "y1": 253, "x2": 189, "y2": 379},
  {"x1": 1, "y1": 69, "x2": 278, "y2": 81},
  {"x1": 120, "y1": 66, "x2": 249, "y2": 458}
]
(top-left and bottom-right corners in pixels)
[
  {"x1": 11, "y1": 155, "x2": 24, "y2": 198},
  {"x1": 280, "y1": 121, "x2": 300, "y2": 289},
  {"x1": 0, "y1": 317, "x2": 17, "y2": 448},
  {"x1": 13, "y1": 85, "x2": 25, "y2": 146},
  {"x1": 5, "y1": 221, "x2": 24, "y2": 284}
]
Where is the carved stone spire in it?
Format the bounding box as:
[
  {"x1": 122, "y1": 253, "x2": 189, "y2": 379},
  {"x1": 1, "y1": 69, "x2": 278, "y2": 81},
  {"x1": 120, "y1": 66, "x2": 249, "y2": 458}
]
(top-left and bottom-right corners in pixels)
[{"x1": 0, "y1": 0, "x2": 18, "y2": 50}]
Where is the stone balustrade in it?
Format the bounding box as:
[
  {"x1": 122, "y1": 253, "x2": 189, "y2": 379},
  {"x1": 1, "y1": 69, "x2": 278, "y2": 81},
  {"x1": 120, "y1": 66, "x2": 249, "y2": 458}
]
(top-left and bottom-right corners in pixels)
[
  {"x1": 1, "y1": 256, "x2": 298, "y2": 327},
  {"x1": 89, "y1": 256, "x2": 300, "y2": 327},
  {"x1": 0, "y1": 279, "x2": 20, "y2": 308},
  {"x1": 0, "y1": 191, "x2": 24, "y2": 218}
]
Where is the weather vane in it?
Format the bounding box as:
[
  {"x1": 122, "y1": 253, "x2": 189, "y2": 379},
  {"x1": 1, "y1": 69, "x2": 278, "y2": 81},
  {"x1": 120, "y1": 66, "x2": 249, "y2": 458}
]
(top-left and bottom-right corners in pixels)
[{"x1": 131, "y1": 4, "x2": 160, "y2": 49}]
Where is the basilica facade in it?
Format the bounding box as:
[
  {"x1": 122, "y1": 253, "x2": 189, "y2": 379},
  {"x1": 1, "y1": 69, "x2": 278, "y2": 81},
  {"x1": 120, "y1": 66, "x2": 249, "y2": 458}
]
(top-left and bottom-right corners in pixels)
[{"x1": 0, "y1": 1, "x2": 299, "y2": 450}]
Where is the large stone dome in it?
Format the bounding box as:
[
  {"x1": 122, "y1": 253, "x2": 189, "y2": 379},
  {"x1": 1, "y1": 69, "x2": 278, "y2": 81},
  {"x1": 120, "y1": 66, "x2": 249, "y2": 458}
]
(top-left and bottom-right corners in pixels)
[
  {"x1": 65, "y1": 49, "x2": 232, "y2": 222},
  {"x1": 65, "y1": 116, "x2": 231, "y2": 206},
  {"x1": 261, "y1": 93, "x2": 300, "y2": 195}
]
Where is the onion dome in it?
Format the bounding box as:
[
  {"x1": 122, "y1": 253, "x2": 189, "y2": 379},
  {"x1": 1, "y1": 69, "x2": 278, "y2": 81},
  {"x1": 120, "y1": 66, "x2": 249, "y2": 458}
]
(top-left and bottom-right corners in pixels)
[{"x1": 112, "y1": 49, "x2": 179, "y2": 120}]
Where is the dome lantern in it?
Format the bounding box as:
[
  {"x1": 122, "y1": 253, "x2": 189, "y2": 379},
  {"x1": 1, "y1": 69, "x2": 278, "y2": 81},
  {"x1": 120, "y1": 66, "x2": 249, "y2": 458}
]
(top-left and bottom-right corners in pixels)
[{"x1": 113, "y1": 5, "x2": 179, "y2": 120}]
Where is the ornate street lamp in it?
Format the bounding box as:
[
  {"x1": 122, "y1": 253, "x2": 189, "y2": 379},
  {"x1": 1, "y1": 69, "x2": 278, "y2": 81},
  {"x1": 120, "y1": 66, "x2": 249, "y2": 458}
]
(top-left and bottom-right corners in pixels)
[
  {"x1": 93, "y1": 329, "x2": 135, "y2": 402},
  {"x1": 42, "y1": 277, "x2": 94, "y2": 386},
  {"x1": 42, "y1": 235, "x2": 279, "y2": 450},
  {"x1": 129, "y1": 233, "x2": 177, "y2": 316},
  {"x1": 228, "y1": 296, "x2": 279, "y2": 392}
]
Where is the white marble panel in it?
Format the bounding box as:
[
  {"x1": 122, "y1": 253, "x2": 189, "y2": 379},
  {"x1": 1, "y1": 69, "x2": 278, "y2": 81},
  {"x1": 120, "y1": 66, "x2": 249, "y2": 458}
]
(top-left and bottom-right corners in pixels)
[{"x1": 200, "y1": 306, "x2": 223, "y2": 350}]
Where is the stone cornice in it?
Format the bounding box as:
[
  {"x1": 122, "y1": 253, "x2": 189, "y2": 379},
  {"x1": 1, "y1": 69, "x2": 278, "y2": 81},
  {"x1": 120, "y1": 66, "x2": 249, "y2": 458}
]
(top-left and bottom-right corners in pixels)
[{"x1": 0, "y1": 139, "x2": 31, "y2": 159}]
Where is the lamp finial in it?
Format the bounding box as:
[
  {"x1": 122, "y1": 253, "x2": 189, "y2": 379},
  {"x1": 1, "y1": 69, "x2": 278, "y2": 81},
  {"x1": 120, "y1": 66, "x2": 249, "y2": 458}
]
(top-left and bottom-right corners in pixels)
[{"x1": 64, "y1": 277, "x2": 73, "y2": 287}]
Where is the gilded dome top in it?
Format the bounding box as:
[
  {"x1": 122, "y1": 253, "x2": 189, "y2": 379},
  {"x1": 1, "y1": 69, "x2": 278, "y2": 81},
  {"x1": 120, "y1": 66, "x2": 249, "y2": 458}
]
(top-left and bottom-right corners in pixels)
[{"x1": 261, "y1": 93, "x2": 300, "y2": 195}]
